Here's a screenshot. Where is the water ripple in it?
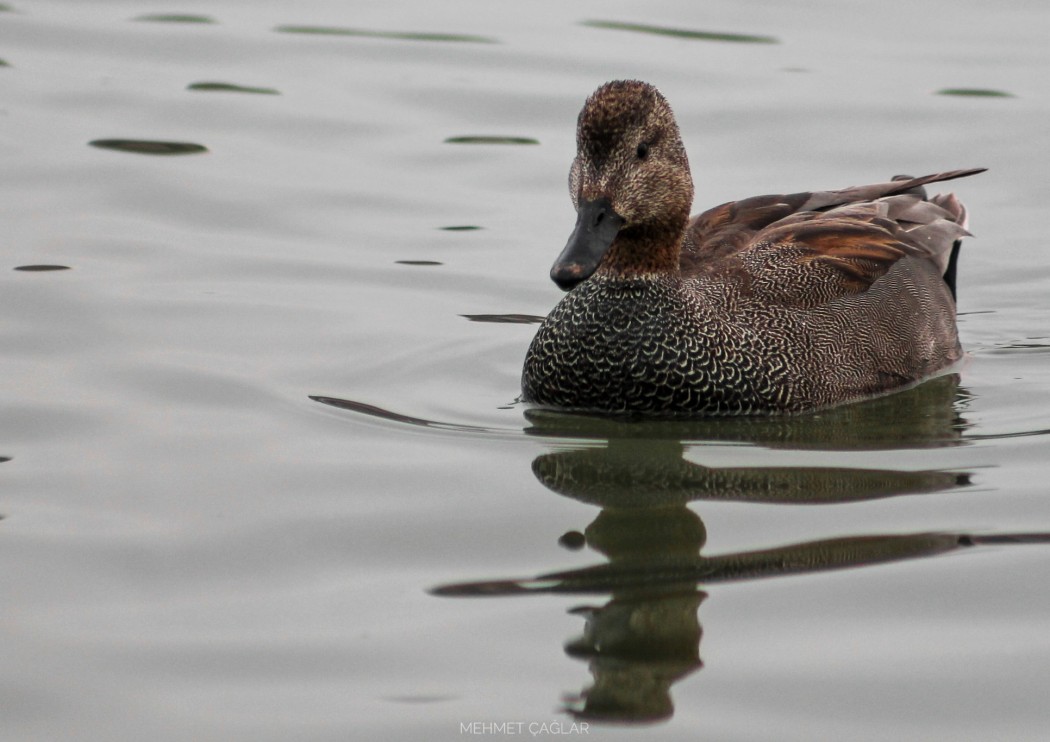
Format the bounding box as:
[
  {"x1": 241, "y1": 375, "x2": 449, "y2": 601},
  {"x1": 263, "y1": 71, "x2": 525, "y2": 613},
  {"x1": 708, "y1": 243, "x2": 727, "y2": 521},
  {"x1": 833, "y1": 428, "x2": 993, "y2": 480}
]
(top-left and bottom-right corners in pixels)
[
  {"x1": 187, "y1": 81, "x2": 280, "y2": 95},
  {"x1": 309, "y1": 395, "x2": 501, "y2": 435},
  {"x1": 444, "y1": 136, "x2": 539, "y2": 145},
  {"x1": 432, "y1": 531, "x2": 1050, "y2": 596},
  {"x1": 936, "y1": 88, "x2": 1014, "y2": 98},
  {"x1": 133, "y1": 13, "x2": 216, "y2": 24},
  {"x1": 88, "y1": 139, "x2": 209, "y2": 156},
  {"x1": 14, "y1": 265, "x2": 70, "y2": 272},
  {"x1": 581, "y1": 20, "x2": 778, "y2": 44},
  {"x1": 274, "y1": 25, "x2": 497, "y2": 44},
  {"x1": 460, "y1": 314, "x2": 544, "y2": 324}
]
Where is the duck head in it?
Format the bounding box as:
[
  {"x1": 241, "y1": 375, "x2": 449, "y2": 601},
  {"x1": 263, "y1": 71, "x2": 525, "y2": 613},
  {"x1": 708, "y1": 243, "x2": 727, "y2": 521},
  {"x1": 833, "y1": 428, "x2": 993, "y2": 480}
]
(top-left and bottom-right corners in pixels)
[{"x1": 551, "y1": 80, "x2": 695, "y2": 290}]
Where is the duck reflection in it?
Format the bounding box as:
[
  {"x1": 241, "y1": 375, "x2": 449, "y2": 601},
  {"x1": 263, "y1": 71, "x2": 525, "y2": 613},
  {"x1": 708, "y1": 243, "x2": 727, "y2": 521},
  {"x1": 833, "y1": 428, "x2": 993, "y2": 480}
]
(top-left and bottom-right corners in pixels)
[
  {"x1": 560, "y1": 503, "x2": 706, "y2": 723},
  {"x1": 434, "y1": 375, "x2": 1049, "y2": 723},
  {"x1": 522, "y1": 372, "x2": 971, "y2": 450},
  {"x1": 533, "y1": 438, "x2": 968, "y2": 507}
]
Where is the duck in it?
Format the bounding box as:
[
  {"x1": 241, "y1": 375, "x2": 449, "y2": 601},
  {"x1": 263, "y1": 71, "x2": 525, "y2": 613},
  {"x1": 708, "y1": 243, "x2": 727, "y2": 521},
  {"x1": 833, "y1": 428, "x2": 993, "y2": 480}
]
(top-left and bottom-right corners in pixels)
[{"x1": 521, "y1": 80, "x2": 985, "y2": 416}]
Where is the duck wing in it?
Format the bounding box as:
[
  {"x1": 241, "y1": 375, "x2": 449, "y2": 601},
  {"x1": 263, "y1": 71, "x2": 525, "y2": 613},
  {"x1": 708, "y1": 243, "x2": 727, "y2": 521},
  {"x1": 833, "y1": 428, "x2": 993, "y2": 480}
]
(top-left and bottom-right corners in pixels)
[{"x1": 682, "y1": 169, "x2": 983, "y2": 306}]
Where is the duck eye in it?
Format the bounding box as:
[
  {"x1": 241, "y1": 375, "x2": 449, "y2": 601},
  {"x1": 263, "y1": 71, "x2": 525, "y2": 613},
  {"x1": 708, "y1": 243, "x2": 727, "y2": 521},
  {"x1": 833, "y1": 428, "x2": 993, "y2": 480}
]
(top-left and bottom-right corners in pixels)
[{"x1": 636, "y1": 142, "x2": 650, "y2": 160}]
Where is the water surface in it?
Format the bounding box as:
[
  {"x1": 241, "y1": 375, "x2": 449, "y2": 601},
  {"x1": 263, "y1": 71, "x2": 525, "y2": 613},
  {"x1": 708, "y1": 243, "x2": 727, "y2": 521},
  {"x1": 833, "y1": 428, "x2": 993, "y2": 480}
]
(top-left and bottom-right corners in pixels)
[{"x1": 1, "y1": 1, "x2": 1049, "y2": 741}]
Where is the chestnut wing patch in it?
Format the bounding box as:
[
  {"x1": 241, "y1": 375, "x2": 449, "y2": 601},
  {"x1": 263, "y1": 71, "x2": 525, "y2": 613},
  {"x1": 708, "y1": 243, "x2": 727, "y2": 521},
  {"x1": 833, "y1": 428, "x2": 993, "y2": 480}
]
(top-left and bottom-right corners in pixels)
[
  {"x1": 681, "y1": 193, "x2": 810, "y2": 271},
  {"x1": 725, "y1": 205, "x2": 932, "y2": 307},
  {"x1": 680, "y1": 168, "x2": 981, "y2": 282}
]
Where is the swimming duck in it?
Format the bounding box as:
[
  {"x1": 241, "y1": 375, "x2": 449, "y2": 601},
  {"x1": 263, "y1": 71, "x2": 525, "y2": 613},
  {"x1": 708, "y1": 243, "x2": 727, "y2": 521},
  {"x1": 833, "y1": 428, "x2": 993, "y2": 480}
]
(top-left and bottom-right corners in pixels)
[{"x1": 521, "y1": 80, "x2": 984, "y2": 415}]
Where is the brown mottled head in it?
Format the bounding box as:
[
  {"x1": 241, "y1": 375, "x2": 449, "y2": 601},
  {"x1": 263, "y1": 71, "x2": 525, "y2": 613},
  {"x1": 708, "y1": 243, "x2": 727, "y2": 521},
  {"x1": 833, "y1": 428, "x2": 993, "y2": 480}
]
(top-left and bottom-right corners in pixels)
[{"x1": 552, "y1": 81, "x2": 694, "y2": 290}]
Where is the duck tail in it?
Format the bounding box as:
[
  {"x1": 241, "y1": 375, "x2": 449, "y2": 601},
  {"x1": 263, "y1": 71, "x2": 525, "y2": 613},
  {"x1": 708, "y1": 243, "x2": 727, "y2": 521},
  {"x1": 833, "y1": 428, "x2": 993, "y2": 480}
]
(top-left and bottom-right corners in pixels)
[
  {"x1": 942, "y1": 240, "x2": 962, "y2": 302},
  {"x1": 930, "y1": 192, "x2": 969, "y2": 302},
  {"x1": 891, "y1": 176, "x2": 972, "y2": 302}
]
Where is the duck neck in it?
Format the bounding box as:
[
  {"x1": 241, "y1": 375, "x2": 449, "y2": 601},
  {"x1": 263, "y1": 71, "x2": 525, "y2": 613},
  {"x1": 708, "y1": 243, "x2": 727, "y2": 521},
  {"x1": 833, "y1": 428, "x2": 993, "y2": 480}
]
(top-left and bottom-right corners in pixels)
[{"x1": 597, "y1": 222, "x2": 686, "y2": 282}]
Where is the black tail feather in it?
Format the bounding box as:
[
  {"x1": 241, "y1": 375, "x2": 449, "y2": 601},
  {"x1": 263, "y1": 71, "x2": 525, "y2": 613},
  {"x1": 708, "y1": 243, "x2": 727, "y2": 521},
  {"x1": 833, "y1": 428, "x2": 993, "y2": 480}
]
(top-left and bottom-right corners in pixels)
[{"x1": 943, "y1": 239, "x2": 962, "y2": 301}]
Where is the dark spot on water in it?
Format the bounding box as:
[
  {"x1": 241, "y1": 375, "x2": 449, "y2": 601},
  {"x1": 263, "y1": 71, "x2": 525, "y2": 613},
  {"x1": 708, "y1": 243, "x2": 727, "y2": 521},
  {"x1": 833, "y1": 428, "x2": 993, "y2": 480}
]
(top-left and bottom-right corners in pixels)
[
  {"x1": 444, "y1": 136, "x2": 539, "y2": 145},
  {"x1": 936, "y1": 88, "x2": 1014, "y2": 98},
  {"x1": 0, "y1": 59, "x2": 9, "y2": 67},
  {"x1": 0, "y1": 3, "x2": 16, "y2": 10},
  {"x1": 89, "y1": 139, "x2": 209, "y2": 156},
  {"x1": 133, "y1": 13, "x2": 216, "y2": 24},
  {"x1": 0, "y1": 456, "x2": 10, "y2": 463},
  {"x1": 395, "y1": 260, "x2": 443, "y2": 266},
  {"x1": 439, "y1": 225, "x2": 482, "y2": 231},
  {"x1": 383, "y1": 694, "x2": 457, "y2": 704},
  {"x1": 461, "y1": 314, "x2": 545, "y2": 324},
  {"x1": 273, "y1": 25, "x2": 496, "y2": 44},
  {"x1": 581, "y1": 20, "x2": 778, "y2": 44},
  {"x1": 187, "y1": 81, "x2": 280, "y2": 95},
  {"x1": 559, "y1": 530, "x2": 587, "y2": 550},
  {"x1": 15, "y1": 264, "x2": 70, "y2": 272}
]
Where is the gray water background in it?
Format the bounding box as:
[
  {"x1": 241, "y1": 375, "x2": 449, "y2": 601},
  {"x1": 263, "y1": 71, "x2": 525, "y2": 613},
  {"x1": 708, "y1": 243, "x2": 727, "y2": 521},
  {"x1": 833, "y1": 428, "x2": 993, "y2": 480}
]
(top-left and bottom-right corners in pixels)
[{"x1": 2, "y1": 1, "x2": 1049, "y2": 740}]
